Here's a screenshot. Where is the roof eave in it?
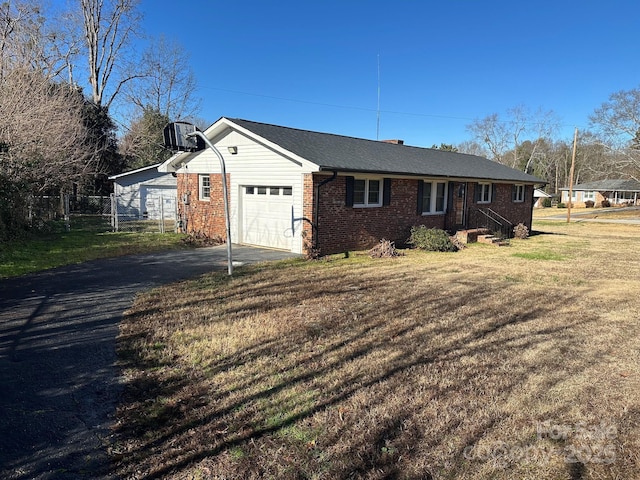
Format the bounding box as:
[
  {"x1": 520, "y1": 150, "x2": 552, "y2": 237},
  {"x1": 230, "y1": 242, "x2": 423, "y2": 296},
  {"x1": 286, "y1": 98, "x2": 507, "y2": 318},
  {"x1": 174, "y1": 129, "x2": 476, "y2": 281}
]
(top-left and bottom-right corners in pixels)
[
  {"x1": 108, "y1": 163, "x2": 163, "y2": 180},
  {"x1": 158, "y1": 152, "x2": 191, "y2": 173},
  {"x1": 317, "y1": 166, "x2": 545, "y2": 184}
]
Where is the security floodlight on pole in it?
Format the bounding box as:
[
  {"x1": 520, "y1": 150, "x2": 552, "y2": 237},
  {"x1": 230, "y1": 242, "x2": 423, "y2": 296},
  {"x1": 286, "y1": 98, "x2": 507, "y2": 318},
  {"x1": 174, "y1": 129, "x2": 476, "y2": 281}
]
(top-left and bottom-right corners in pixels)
[{"x1": 186, "y1": 130, "x2": 233, "y2": 276}]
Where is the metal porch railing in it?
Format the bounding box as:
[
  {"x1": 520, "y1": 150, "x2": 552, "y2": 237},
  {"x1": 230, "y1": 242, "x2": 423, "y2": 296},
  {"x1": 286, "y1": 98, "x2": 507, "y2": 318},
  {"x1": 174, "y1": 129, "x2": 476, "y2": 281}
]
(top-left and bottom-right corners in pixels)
[{"x1": 467, "y1": 207, "x2": 514, "y2": 239}]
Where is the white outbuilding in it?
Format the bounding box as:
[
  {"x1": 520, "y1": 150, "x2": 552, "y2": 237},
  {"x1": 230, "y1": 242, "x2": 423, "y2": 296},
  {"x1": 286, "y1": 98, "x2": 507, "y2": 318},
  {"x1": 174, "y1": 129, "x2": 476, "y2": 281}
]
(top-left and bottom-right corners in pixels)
[{"x1": 108, "y1": 164, "x2": 177, "y2": 221}]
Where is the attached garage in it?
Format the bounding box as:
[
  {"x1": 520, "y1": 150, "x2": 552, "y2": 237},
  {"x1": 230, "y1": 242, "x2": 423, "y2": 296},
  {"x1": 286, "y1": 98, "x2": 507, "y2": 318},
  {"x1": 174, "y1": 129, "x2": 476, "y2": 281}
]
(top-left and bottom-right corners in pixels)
[
  {"x1": 241, "y1": 186, "x2": 293, "y2": 250},
  {"x1": 159, "y1": 123, "x2": 311, "y2": 254}
]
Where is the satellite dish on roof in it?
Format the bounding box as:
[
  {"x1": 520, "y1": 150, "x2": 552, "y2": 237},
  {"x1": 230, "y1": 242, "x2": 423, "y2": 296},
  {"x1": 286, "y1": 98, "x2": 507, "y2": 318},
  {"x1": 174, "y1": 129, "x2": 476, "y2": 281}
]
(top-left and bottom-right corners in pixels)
[{"x1": 163, "y1": 122, "x2": 205, "y2": 152}]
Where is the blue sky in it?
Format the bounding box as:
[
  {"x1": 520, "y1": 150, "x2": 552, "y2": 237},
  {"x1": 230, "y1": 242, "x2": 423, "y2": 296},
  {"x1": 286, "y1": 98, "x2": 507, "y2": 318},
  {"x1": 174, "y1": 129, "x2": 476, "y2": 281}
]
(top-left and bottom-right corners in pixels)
[{"x1": 138, "y1": 0, "x2": 640, "y2": 148}]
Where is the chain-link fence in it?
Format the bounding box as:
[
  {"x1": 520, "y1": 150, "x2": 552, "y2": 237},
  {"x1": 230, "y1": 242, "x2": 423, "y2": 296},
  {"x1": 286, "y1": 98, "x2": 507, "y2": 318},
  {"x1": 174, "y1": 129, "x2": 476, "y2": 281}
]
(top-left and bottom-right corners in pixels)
[
  {"x1": 110, "y1": 192, "x2": 178, "y2": 233},
  {"x1": 27, "y1": 195, "x2": 111, "y2": 232},
  {"x1": 26, "y1": 194, "x2": 177, "y2": 233}
]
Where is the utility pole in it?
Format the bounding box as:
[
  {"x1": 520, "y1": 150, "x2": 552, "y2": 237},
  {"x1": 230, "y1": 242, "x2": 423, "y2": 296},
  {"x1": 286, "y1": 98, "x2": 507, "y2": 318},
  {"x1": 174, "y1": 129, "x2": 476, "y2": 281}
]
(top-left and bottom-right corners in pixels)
[{"x1": 567, "y1": 127, "x2": 578, "y2": 223}]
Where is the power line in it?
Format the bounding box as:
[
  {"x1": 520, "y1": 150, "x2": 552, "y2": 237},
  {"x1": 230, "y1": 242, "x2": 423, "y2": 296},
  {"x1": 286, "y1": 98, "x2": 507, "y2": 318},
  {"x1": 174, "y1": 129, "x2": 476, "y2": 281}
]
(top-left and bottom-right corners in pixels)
[
  {"x1": 195, "y1": 82, "x2": 587, "y2": 131},
  {"x1": 196, "y1": 83, "x2": 477, "y2": 121}
]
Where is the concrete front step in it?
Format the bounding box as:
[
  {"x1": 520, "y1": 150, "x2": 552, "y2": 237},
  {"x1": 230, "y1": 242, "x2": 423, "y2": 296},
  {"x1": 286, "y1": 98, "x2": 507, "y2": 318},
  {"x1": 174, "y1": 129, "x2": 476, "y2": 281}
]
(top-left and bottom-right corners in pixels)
[
  {"x1": 477, "y1": 234, "x2": 510, "y2": 246},
  {"x1": 455, "y1": 229, "x2": 510, "y2": 246},
  {"x1": 455, "y1": 228, "x2": 490, "y2": 244}
]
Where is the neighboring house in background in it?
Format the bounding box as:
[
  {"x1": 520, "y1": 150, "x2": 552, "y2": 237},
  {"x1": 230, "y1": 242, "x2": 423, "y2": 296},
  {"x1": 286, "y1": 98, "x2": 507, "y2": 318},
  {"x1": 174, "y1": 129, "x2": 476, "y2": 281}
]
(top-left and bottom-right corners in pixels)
[
  {"x1": 159, "y1": 117, "x2": 544, "y2": 256},
  {"x1": 534, "y1": 188, "x2": 553, "y2": 208},
  {"x1": 108, "y1": 164, "x2": 178, "y2": 221},
  {"x1": 560, "y1": 179, "x2": 640, "y2": 207}
]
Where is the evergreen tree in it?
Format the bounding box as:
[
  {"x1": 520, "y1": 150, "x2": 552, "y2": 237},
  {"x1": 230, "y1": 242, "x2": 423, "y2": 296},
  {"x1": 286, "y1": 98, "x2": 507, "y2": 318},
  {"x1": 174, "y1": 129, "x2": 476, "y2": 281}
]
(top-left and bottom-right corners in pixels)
[{"x1": 120, "y1": 107, "x2": 172, "y2": 170}]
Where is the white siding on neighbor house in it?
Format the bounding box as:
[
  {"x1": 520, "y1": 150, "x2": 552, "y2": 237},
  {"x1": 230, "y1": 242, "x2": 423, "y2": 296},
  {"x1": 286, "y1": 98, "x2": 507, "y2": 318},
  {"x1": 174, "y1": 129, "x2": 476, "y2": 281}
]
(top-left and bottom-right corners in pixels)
[
  {"x1": 176, "y1": 130, "x2": 316, "y2": 254},
  {"x1": 113, "y1": 169, "x2": 177, "y2": 220}
]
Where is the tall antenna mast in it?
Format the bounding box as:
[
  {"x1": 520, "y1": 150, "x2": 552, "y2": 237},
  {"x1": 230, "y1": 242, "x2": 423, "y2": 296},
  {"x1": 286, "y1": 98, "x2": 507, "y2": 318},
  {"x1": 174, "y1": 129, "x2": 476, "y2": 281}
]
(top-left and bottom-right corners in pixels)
[{"x1": 376, "y1": 54, "x2": 381, "y2": 140}]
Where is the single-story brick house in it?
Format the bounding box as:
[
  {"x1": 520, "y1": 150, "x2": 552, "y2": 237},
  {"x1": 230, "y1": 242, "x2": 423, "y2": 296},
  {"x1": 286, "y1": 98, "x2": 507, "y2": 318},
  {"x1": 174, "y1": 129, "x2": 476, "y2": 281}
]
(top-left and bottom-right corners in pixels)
[
  {"x1": 560, "y1": 179, "x2": 640, "y2": 207},
  {"x1": 158, "y1": 117, "x2": 543, "y2": 255}
]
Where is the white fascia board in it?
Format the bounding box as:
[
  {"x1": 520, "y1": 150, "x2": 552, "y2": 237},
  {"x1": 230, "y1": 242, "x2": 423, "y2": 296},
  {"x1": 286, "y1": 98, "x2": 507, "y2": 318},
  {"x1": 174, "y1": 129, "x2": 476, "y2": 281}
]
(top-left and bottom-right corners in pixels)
[
  {"x1": 108, "y1": 163, "x2": 162, "y2": 180},
  {"x1": 207, "y1": 117, "x2": 321, "y2": 172},
  {"x1": 157, "y1": 152, "x2": 191, "y2": 172},
  {"x1": 534, "y1": 188, "x2": 552, "y2": 198}
]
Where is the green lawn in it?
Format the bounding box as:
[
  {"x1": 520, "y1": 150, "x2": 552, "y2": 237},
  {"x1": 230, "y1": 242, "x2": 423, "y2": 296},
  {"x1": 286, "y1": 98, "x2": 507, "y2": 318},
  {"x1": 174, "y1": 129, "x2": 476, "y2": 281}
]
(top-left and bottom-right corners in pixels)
[{"x1": 0, "y1": 216, "x2": 189, "y2": 278}]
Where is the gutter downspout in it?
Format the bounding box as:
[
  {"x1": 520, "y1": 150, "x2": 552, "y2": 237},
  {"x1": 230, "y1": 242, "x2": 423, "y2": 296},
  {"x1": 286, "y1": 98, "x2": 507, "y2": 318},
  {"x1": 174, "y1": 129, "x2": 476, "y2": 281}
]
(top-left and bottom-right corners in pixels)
[{"x1": 313, "y1": 171, "x2": 338, "y2": 251}]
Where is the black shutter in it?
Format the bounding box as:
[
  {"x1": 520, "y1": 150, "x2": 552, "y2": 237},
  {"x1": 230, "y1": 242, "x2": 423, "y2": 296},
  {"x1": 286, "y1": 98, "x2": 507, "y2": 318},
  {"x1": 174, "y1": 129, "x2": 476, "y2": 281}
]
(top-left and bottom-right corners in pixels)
[
  {"x1": 512, "y1": 185, "x2": 517, "y2": 202},
  {"x1": 447, "y1": 181, "x2": 455, "y2": 211},
  {"x1": 383, "y1": 178, "x2": 391, "y2": 206},
  {"x1": 474, "y1": 183, "x2": 480, "y2": 203},
  {"x1": 416, "y1": 180, "x2": 424, "y2": 214},
  {"x1": 490, "y1": 183, "x2": 495, "y2": 203},
  {"x1": 345, "y1": 176, "x2": 354, "y2": 207}
]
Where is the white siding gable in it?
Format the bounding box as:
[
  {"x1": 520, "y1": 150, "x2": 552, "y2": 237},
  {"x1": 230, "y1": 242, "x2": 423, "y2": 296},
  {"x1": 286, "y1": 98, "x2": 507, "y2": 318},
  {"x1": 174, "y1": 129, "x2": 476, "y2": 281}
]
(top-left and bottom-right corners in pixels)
[{"x1": 178, "y1": 129, "x2": 314, "y2": 254}]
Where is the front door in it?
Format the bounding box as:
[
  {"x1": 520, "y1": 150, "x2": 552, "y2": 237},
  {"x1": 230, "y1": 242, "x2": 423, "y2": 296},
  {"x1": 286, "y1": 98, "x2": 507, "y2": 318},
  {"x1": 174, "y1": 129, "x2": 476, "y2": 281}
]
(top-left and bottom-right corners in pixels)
[{"x1": 453, "y1": 182, "x2": 467, "y2": 229}]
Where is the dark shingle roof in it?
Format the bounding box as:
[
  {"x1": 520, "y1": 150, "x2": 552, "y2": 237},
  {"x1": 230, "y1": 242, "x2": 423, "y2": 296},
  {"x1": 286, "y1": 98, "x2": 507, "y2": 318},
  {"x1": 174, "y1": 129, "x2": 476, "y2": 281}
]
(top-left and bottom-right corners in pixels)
[
  {"x1": 560, "y1": 179, "x2": 640, "y2": 192},
  {"x1": 229, "y1": 118, "x2": 543, "y2": 184}
]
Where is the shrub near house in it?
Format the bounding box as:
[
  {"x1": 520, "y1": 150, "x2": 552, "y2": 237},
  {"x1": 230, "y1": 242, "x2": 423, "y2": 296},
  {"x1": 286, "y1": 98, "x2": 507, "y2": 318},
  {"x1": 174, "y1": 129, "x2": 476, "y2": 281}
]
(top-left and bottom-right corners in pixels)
[{"x1": 408, "y1": 226, "x2": 458, "y2": 252}]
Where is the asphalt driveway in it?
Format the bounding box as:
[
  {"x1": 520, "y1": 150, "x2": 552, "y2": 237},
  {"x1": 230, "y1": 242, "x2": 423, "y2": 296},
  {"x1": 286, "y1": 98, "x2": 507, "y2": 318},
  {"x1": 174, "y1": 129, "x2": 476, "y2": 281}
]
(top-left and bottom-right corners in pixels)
[{"x1": 0, "y1": 245, "x2": 296, "y2": 479}]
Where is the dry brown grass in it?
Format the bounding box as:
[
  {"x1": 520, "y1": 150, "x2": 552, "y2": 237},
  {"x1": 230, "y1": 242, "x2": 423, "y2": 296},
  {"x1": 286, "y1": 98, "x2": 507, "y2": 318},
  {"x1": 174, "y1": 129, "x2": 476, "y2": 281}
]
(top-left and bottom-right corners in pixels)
[{"x1": 113, "y1": 221, "x2": 640, "y2": 479}]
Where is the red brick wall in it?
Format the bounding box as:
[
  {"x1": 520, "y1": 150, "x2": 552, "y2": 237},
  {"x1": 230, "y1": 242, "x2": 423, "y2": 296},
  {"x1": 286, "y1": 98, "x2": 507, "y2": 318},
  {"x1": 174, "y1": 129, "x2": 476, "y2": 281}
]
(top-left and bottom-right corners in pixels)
[
  {"x1": 177, "y1": 172, "x2": 534, "y2": 255},
  {"x1": 467, "y1": 182, "x2": 534, "y2": 229},
  {"x1": 312, "y1": 175, "x2": 445, "y2": 255},
  {"x1": 311, "y1": 177, "x2": 534, "y2": 256},
  {"x1": 177, "y1": 173, "x2": 229, "y2": 241},
  {"x1": 302, "y1": 174, "x2": 315, "y2": 251}
]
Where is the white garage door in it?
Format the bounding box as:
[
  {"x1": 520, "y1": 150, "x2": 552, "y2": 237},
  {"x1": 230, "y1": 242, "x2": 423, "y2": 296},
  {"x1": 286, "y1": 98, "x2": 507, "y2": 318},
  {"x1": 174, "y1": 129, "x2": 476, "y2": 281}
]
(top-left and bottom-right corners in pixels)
[
  {"x1": 242, "y1": 186, "x2": 293, "y2": 250},
  {"x1": 141, "y1": 186, "x2": 177, "y2": 220}
]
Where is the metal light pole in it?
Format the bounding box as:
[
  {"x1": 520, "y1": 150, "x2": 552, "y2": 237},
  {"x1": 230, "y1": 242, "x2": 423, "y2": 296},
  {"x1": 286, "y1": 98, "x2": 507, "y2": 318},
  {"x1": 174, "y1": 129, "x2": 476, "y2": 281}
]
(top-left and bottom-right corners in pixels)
[{"x1": 186, "y1": 131, "x2": 233, "y2": 276}]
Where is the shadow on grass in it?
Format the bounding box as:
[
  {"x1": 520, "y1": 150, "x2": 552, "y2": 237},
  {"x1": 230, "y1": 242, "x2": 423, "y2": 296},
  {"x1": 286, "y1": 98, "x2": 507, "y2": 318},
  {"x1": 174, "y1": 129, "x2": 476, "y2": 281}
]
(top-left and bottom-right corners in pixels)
[
  {"x1": 528, "y1": 229, "x2": 568, "y2": 237},
  {"x1": 113, "y1": 260, "x2": 634, "y2": 479}
]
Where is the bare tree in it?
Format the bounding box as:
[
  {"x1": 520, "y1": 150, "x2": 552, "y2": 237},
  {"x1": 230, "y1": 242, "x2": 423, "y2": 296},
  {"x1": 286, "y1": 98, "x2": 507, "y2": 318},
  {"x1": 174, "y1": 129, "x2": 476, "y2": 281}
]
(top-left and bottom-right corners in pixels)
[
  {"x1": 0, "y1": 0, "x2": 92, "y2": 192},
  {"x1": 467, "y1": 105, "x2": 560, "y2": 170},
  {"x1": 0, "y1": 0, "x2": 45, "y2": 78},
  {"x1": 79, "y1": 0, "x2": 141, "y2": 108},
  {"x1": 456, "y1": 140, "x2": 488, "y2": 157},
  {"x1": 124, "y1": 35, "x2": 200, "y2": 120},
  {"x1": 590, "y1": 86, "x2": 640, "y2": 179},
  {"x1": 466, "y1": 112, "x2": 510, "y2": 164},
  {"x1": 0, "y1": 69, "x2": 91, "y2": 191},
  {"x1": 591, "y1": 87, "x2": 640, "y2": 146},
  {"x1": 521, "y1": 109, "x2": 560, "y2": 173}
]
